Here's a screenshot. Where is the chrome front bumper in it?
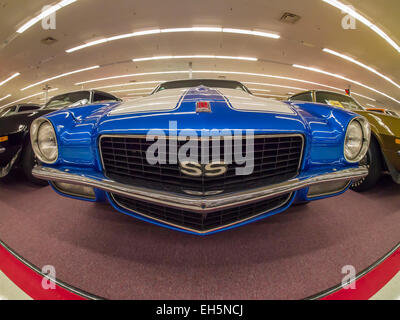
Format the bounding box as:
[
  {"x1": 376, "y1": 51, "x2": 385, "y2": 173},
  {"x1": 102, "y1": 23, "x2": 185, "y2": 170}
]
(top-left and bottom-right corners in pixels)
[{"x1": 33, "y1": 166, "x2": 368, "y2": 213}]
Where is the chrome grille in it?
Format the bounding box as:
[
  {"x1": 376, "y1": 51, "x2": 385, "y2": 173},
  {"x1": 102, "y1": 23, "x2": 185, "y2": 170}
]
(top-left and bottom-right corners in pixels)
[{"x1": 100, "y1": 135, "x2": 303, "y2": 195}]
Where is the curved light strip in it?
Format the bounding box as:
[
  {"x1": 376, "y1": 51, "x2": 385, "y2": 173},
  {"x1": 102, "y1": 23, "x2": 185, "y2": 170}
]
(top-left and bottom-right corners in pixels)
[
  {"x1": 323, "y1": 48, "x2": 400, "y2": 89},
  {"x1": 66, "y1": 27, "x2": 280, "y2": 53},
  {"x1": 0, "y1": 73, "x2": 20, "y2": 87},
  {"x1": 21, "y1": 66, "x2": 99, "y2": 91},
  {"x1": 255, "y1": 93, "x2": 288, "y2": 98},
  {"x1": 351, "y1": 92, "x2": 376, "y2": 102},
  {"x1": 76, "y1": 70, "x2": 343, "y2": 88},
  {"x1": 127, "y1": 92, "x2": 152, "y2": 96},
  {"x1": 75, "y1": 70, "x2": 376, "y2": 102},
  {"x1": 248, "y1": 88, "x2": 271, "y2": 92},
  {"x1": 75, "y1": 71, "x2": 190, "y2": 85},
  {"x1": 133, "y1": 55, "x2": 257, "y2": 62},
  {"x1": 0, "y1": 94, "x2": 11, "y2": 102},
  {"x1": 243, "y1": 82, "x2": 308, "y2": 91},
  {"x1": 293, "y1": 64, "x2": 399, "y2": 104},
  {"x1": 91, "y1": 80, "x2": 164, "y2": 90},
  {"x1": 322, "y1": 0, "x2": 400, "y2": 53},
  {"x1": 245, "y1": 81, "x2": 375, "y2": 101},
  {"x1": 109, "y1": 87, "x2": 155, "y2": 93},
  {"x1": 193, "y1": 70, "x2": 346, "y2": 91},
  {"x1": 1, "y1": 88, "x2": 58, "y2": 108},
  {"x1": 17, "y1": 0, "x2": 77, "y2": 34}
]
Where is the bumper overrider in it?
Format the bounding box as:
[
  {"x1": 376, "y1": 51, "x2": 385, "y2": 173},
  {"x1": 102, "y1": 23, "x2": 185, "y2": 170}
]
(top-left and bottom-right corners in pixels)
[{"x1": 32, "y1": 165, "x2": 368, "y2": 234}]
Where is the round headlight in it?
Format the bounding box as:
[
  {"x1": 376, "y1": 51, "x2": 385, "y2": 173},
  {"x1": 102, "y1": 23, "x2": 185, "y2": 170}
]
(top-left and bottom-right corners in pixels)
[
  {"x1": 344, "y1": 118, "x2": 370, "y2": 163},
  {"x1": 31, "y1": 119, "x2": 58, "y2": 164}
]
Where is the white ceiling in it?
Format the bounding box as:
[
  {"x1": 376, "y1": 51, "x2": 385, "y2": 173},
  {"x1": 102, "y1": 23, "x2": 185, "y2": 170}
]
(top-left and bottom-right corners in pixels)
[{"x1": 0, "y1": 0, "x2": 399, "y2": 110}]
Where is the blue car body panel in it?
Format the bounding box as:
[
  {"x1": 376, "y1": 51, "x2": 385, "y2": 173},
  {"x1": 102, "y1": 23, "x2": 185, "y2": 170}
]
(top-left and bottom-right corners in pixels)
[{"x1": 39, "y1": 86, "x2": 361, "y2": 235}]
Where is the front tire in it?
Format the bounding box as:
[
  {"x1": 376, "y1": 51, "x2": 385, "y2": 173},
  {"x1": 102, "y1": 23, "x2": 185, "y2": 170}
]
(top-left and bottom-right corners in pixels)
[
  {"x1": 21, "y1": 141, "x2": 48, "y2": 186},
  {"x1": 350, "y1": 138, "x2": 382, "y2": 192}
]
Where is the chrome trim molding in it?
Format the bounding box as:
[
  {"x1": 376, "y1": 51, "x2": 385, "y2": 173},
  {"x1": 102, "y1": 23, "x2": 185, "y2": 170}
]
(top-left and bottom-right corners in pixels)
[
  {"x1": 33, "y1": 165, "x2": 368, "y2": 213},
  {"x1": 111, "y1": 193, "x2": 293, "y2": 234}
]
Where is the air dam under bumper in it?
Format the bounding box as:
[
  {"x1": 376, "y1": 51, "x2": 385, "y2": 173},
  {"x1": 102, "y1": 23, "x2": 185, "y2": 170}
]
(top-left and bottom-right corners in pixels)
[{"x1": 32, "y1": 166, "x2": 368, "y2": 213}]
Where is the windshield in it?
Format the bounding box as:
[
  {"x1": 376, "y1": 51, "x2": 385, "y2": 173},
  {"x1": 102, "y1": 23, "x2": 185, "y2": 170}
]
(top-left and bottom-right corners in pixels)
[
  {"x1": 42, "y1": 91, "x2": 90, "y2": 110},
  {"x1": 153, "y1": 79, "x2": 251, "y2": 94},
  {"x1": 315, "y1": 91, "x2": 364, "y2": 111}
]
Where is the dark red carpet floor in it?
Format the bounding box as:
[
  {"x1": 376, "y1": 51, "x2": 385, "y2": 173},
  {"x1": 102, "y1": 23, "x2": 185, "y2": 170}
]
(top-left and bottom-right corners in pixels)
[{"x1": 0, "y1": 172, "x2": 399, "y2": 299}]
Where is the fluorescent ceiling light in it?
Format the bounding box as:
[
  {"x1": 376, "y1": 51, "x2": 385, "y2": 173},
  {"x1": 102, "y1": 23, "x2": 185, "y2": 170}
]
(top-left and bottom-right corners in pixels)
[
  {"x1": 0, "y1": 94, "x2": 11, "y2": 102},
  {"x1": 133, "y1": 55, "x2": 257, "y2": 62},
  {"x1": 162, "y1": 27, "x2": 222, "y2": 33},
  {"x1": 66, "y1": 29, "x2": 161, "y2": 53},
  {"x1": 74, "y1": 70, "x2": 348, "y2": 92},
  {"x1": 1, "y1": 88, "x2": 58, "y2": 108},
  {"x1": 76, "y1": 69, "x2": 377, "y2": 102},
  {"x1": 323, "y1": 48, "x2": 400, "y2": 89},
  {"x1": 255, "y1": 94, "x2": 288, "y2": 98},
  {"x1": 91, "y1": 81, "x2": 164, "y2": 90},
  {"x1": 249, "y1": 88, "x2": 271, "y2": 92},
  {"x1": 66, "y1": 27, "x2": 279, "y2": 53},
  {"x1": 0, "y1": 73, "x2": 20, "y2": 87},
  {"x1": 17, "y1": 0, "x2": 77, "y2": 34},
  {"x1": 322, "y1": 0, "x2": 400, "y2": 53},
  {"x1": 192, "y1": 70, "x2": 346, "y2": 91},
  {"x1": 75, "y1": 71, "x2": 189, "y2": 85},
  {"x1": 293, "y1": 64, "x2": 399, "y2": 104},
  {"x1": 127, "y1": 92, "x2": 151, "y2": 96},
  {"x1": 222, "y1": 28, "x2": 280, "y2": 39},
  {"x1": 243, "y1": 82, "x2": 308, "y2": 91},
  {"x1": 245, "y1": 80, "x2": 374, "y2": 101},
  {"x1": 351, "y1": 92, "x2": 376, "y2": 102},
  {"x1": 110, "y1": 87, "x2": 155, "y2": 93},
  {"x1": 21, "y1": 66, "x2": 99, "y2": 91},
  {"x1": 366, "y1": 103, "x2": 386, "y2": 109}
]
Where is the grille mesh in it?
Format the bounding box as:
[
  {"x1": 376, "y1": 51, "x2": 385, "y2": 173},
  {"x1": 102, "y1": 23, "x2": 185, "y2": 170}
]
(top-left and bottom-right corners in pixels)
[
  {"x1": 100, "y1": 135, "x2": 303, "y2": 194},
  {"x1": 112, "y1": 193, "x2": 292, "y2": 232}
]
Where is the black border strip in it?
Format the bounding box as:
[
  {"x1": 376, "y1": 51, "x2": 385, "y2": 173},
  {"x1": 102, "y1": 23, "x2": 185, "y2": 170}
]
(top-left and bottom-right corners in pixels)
[
  {"x1": 0, "y1": 239, "x2": 104, "y2": 300},
  {"x1": 305, "y1": 242, "x2": 400, "y2": 300}
]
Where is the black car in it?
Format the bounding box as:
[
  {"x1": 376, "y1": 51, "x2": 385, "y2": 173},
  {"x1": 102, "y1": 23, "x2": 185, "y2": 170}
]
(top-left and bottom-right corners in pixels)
[
  {"x1": 0, "y1": 90, "x2": 120, "y2": 185},
  {"x1": 0, "y1": 103, "x2": 41, "y2": 117}
]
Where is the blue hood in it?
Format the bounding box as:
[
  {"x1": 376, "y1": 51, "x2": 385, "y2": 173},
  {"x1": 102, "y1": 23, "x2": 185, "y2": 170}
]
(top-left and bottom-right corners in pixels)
[{"x1": 43, "y1": 86, "x2": 359, "y2": 170}]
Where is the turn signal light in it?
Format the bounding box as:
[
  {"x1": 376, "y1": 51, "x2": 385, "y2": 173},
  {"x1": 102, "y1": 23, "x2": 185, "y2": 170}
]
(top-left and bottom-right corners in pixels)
[{"x1": 0, "y1": 136, "x2": 8, "y2": 142}]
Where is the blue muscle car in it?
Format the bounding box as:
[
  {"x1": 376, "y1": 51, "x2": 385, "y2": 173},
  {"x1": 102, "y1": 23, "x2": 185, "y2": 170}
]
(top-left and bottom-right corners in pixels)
[{"x1": 30, "y1": 79, "x2": 370, "y2": 235}]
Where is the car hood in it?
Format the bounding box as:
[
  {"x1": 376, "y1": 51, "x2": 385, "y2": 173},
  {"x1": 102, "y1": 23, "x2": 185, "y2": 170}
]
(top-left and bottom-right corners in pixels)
[
  {"x1": 92, "y1": 87, "x2": 309, "y2": 135},
  {"x1": 44, "y1": 87, "x2": 358, "y2": 168},
  {"x1": 0, "y1": 109, "x2": 57, "y2": 136},
  {"x1": 46, "y1": 86, "x2": 357, "y2": 139},
  {"x1": 357, "y1": 110, "x2": 400, "y2": 137}
]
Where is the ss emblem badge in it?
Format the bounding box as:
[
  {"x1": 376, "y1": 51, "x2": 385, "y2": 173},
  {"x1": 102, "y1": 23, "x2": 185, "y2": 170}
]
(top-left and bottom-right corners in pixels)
[{"x1": 179, "y1": 161, "x2": 227, "y2": 177}]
